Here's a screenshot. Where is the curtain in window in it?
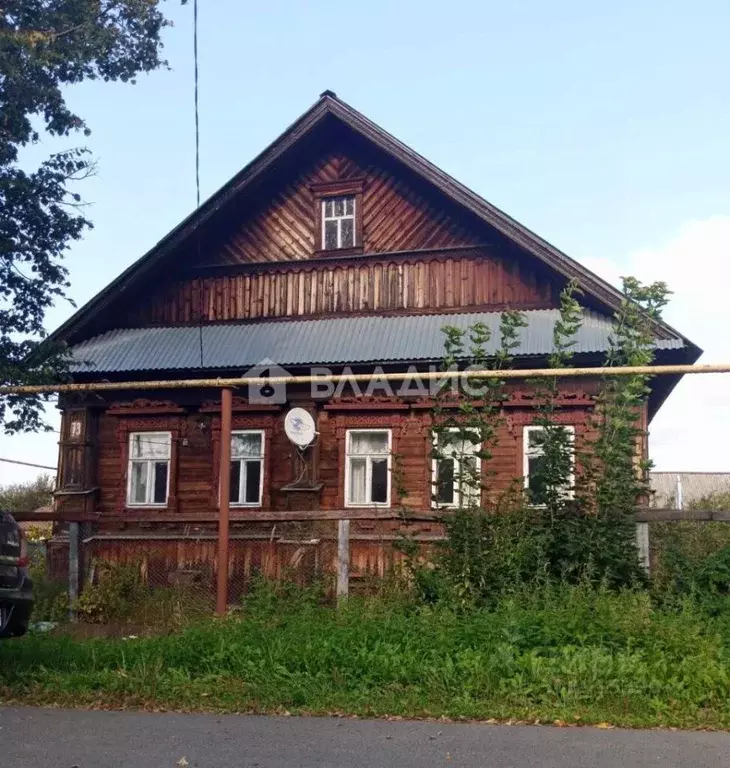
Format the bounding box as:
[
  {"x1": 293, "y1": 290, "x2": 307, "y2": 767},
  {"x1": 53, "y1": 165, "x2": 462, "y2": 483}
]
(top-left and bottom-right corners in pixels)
[
  {"x1": 348, "y1": 457, "x2": 368, "y2": 505},
  {"x1": 349, "y1": 432, "x2": 388, "y2": 455}
]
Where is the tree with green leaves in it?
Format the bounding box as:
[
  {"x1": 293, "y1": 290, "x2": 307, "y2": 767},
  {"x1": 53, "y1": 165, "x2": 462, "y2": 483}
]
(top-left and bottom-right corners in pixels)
[
  {"x1": 0, "y1": 472, "x2": 54, "y2": 515},
  {"x1": 0, "y1": 1, "x2": 181, "y2": 432}
]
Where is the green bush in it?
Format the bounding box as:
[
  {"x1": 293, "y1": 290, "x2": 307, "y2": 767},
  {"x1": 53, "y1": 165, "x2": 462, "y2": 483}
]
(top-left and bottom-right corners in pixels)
[
  {"x1": 652, "y1": 513, "x2": 730, "y2": 604},
  {"x1": 75, "y1": 562, "x2": 147, "y2": 623},
  {"x1": 28, "y1": 561, "x2": 68, "y2": 623},
  {"x1": 73, "y1": 561, "x2": 212, "y2": 626},
  {"x1": 403, "y1": 504, "x2": 645, "y2": 608}
]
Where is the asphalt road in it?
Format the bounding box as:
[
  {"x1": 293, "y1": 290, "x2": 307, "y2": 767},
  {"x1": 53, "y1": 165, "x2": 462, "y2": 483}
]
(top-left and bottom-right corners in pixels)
[{"x1": 1, "y1": 707, "x2": 729, "y2": 768}]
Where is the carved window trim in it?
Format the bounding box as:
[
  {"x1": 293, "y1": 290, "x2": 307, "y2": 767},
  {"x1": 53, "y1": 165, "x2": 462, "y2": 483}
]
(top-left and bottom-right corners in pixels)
[
  {"x1": 126, "y1": 431, "x2": 172, "y2": 508},
  {"x1": 431, "y1": 428, "x2": 482, "y2": 509},
  {"x1": 211, "y1": 414, "x2": 278, "y2": 510},
  {"x1": 332, "y1": 414, "x2": 405, "y2": 508},
  {"x1": 311, "y1": 179, "x2": 364, "y2": 257},
  {"x1": 229, "y1": 429, "x2": 265, "y2": 507},
  {"x1": 344, "y1": 429, "x2": 392, "y2": 508},
  {"x1": 115, "y1": 417, "x2": 184, "y2": 514},
  {"x1": 522, "y1": 424, "x2": 576, "y2": 505}
]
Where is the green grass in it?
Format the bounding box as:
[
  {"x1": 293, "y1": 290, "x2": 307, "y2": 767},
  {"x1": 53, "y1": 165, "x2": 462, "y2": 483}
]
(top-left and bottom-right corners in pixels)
[{"x1": 2, "y1": 583, "x2": 730, "y2": 728}]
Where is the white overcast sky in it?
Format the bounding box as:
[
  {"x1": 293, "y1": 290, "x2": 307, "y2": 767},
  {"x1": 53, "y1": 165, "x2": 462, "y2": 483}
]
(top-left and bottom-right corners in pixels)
[{"x1": 583, "y1": 216, "x2": 730, "y2": 472}]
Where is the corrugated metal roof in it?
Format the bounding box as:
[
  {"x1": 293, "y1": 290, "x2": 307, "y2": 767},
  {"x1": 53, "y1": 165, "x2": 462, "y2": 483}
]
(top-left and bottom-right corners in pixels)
[
  {"x1": 650, "y1": 473, "x2": 730, "y2": 507},
  {"x1": 69, "y1": 309, "x2": 686, "y2": 374}
]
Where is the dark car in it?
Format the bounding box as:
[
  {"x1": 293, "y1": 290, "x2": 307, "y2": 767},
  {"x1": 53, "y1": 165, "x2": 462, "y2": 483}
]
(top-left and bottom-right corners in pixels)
[{"x1": 0, "y1": 511, "x2": 33, "y2": 638}]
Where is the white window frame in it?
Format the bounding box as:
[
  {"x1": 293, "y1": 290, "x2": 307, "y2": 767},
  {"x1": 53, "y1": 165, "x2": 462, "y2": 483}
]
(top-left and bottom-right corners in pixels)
[
  {"x1": 126, "y1": 431, "x2": 171, "y2": 508},
  {"x1": 229, "y1": 429, "x2": 265, "y2": 507},
  {"x1": 344, "y1": 428, "x2": 392, "y2": 508},
  {"x1": 321, "y1": 195, "x2": 356, "y2": 250},
  {"x1": 523, "y1": 425, "x2": 575, "y2": 502},
  {"x1": 431, "y1": 429, "x2": 482, "y2": 509}
]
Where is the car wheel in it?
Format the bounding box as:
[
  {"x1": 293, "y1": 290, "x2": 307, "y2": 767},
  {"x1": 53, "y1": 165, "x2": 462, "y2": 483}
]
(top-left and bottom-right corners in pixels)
[{"x1": 0, "y1": 603, "x2": 13, "y2": 638}]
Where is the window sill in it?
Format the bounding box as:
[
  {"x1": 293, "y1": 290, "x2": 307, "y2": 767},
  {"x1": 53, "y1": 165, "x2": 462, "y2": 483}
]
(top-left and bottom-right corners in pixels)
[
  {"x1": 126, "y1": 503, "x2": 169, "y2": 509},
  {"x1": 313, "y1": 246, "x2": 364, "y2": 259},
  {"x1": 54, "y1": 487, "x2": 99, "y2": 497},
  {"x1": 525, "y1": 498, "x2": 575, "y2": 509},
  {"x1": 230, "y1": 503, "x2": 263, "y2": 509},
  {"x1": 344, "y1": 502, "x2": 391, "y2": 509},
  {"x1": 431, "y1": 504, "x2": 482, "y2": 511}
]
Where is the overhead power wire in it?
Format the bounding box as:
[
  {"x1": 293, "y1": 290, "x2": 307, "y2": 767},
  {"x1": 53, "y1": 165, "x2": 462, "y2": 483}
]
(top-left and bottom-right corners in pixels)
[
  {"x1": 0, "y1": 457, "x2": 56, "y2": 471},
  {"x1": 193, "y1": 0, "x2": 205, "y2": 368},
  {"x1": 193, "y1": 0, "x2": 201, "y2": 210}
]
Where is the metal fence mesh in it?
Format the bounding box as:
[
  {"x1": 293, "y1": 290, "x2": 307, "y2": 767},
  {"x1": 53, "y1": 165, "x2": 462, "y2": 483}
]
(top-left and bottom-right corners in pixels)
[{"x1": 37, "y1": 522, "x2": 353, "y2": 627}]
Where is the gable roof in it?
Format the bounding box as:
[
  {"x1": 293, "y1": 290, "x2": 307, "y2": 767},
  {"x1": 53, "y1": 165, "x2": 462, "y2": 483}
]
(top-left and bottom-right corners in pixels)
[{"x1": 49, "y1": 90, "x2": 701, "y2": 363}]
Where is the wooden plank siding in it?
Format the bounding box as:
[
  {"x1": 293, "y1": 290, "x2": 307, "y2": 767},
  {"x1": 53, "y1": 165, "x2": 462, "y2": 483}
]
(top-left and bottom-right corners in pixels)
[
  {"x1": 209, "y1": 147, "x2": 479, "y2": 265},
  {"x1": 125, "y1": 250, "x2": 560, "y2": 325},
  {"x1": 55, "y1": 388, "x2": 612, "y2": 586},
  {"x1": 84, "y1": 388, "x2": 598, "y2": 526}
]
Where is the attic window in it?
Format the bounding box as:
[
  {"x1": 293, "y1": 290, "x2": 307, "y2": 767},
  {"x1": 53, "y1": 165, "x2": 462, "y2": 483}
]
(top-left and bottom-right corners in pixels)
[
  {"x1": 322, "y1": 196, "x2": 355, "y2": 250},
  {"x1": 311, "y1": 178, "x2": 364, "y2": 255}
]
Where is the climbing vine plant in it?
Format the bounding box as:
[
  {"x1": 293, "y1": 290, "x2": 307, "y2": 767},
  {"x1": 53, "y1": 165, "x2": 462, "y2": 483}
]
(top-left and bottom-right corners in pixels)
[{"x1": 406, "y1": 277, "x2": 669, "y2": 604}]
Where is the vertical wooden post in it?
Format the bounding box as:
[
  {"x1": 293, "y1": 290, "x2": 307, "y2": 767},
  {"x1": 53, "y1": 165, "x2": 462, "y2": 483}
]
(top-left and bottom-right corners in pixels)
[
  {"x1": 68, "y1": 521, "x2": 79, "y2": 622},
  {"x1": 636, "y1": 522, "x2": 650, "y2": 575},
  {"x1": 337, "y1": 518, "x2": 350, "y2": 604},
  {"x1": 635, "y1": 405, "x2": 651, "y2": 575},
  {"x1": 216, "y1": 387, "x2": 233, "y2": 615}
]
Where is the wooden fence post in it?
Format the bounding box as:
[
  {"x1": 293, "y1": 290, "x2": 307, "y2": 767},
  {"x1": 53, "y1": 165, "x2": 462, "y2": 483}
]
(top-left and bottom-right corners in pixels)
[
  {"x1": 636, "y1": 522, "x2": 650, "y2": 574},
  {"x1": 68, "y1": 521, "x2": 79, "y2": 622},
  {"x1": 216, "y1": 387, "x2": 233, "y2": 615},
  {"x1": 337, "y1": 519, "x2": 350, "y2": 603}
]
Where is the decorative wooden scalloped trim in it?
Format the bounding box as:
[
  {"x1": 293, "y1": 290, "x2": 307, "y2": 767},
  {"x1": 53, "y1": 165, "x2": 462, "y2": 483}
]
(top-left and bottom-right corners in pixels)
[
  {"x1": 199, "y1": 397, "x2": 282, "y2": 413},
  {"x1": 108, "y1": 399, "x2": 185, "y2": 415}
]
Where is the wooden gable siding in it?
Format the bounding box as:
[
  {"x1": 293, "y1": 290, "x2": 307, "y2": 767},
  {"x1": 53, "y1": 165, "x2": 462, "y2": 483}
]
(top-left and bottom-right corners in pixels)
[
  {"x1": 125, "y1": 249, "x2": 560, "y2": 325},
  {"x1": 204, "y1": 142, "x2": 481, "y2": 265}
]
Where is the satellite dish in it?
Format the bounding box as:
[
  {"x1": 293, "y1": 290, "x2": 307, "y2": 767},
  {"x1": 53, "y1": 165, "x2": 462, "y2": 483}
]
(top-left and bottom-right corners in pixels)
[{"x1": 284, "y1": 408, "x2": 316, "y2": 448}]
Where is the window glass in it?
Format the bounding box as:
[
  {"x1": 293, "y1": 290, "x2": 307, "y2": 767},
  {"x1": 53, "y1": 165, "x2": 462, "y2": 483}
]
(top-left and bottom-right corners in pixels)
[
  {"x1": 350, "y1": 431, "x2": 389, "y2": 455},
  {"x1": 341, "y1": 218, "x2": 354, "y2": 247},
  {"x1": 153, "y1": 462, "x2": 168, "y2": 504},
  {"x1": 432, "y1": 430, "x2": 481, "y2": 508},
  {"x1": 232, "y1": 432, "x2": 262, "y2": 458},
  {"x1": 371, "y1": 459, "x2": 388, "y2": 504},
  {"x1": 131, "y1": 433, "x2": 170, "y2": 460},
  {"x1": 346, "y1": 430, "x2": 391, "y2": 506},
  {"x1": 244, "y1": 461, "x2": 262, "y2": 504},
  {"x1": 324, "y1": 219, "x2": 338, "y2": 250},
  {"x1": 348, "y1": 457, "x2": 368, "y2": 505},
  {"x1": 322, "y1": 195, "x2": 356, "y2": 249},
  {"x1": 130, "y1": 462, "x2": 148, "y2": 505},
  {"x1": 127, "y1": 432, "x2": 171, "y2": 506},
  {"x1": 436, "y1": 458, "x2": 455, "y2": 505},
  {"x1": 230, "y1": 430, "x2": 264, "y2": 506},
  {"x1": 523, "y1": 426, "x2": 575, "y2": 505}
]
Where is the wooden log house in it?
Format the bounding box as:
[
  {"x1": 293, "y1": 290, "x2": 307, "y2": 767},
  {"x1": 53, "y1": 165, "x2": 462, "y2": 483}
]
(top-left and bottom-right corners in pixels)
[{"x1": 48, "y1": 91, "x2": 700, "y2": 585}]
